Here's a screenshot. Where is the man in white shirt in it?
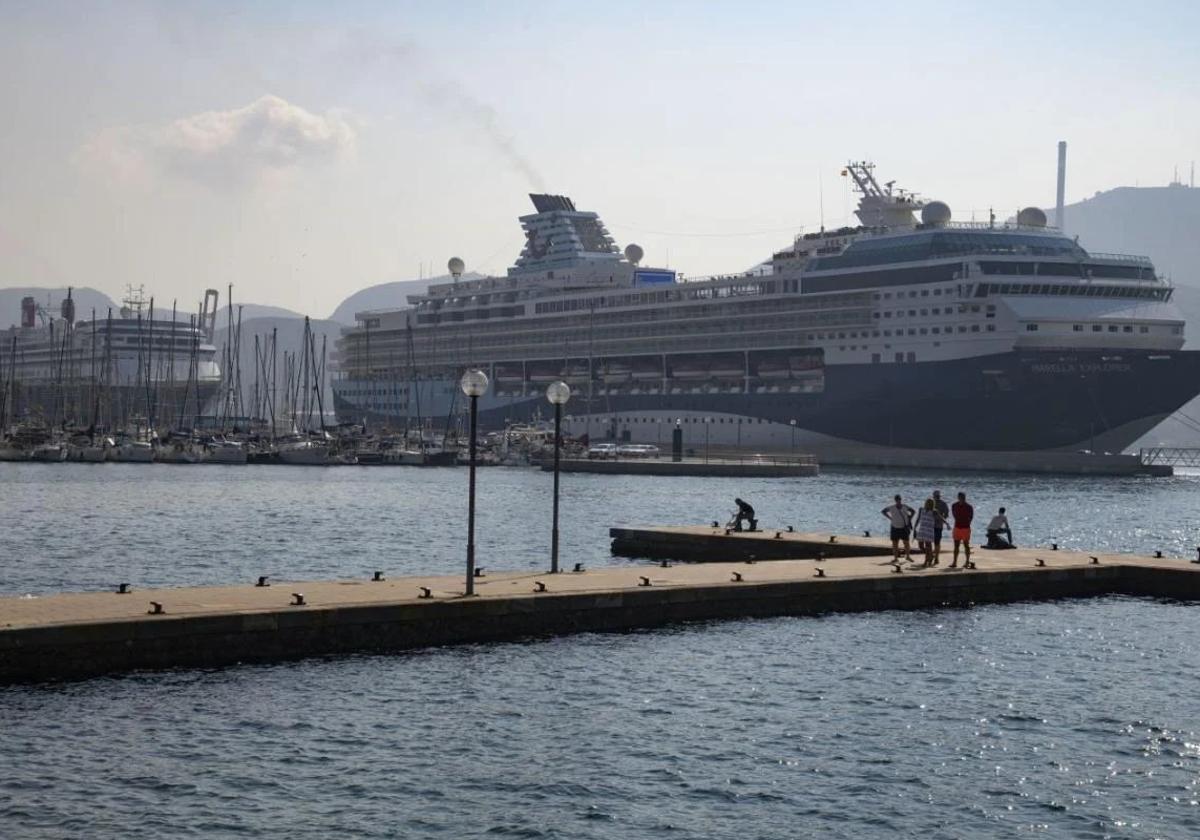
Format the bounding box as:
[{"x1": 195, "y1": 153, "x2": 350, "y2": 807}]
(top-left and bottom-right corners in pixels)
[
  {"x1": 881, "y1": 494, "x2": 915, "y2": 563},
  {"x1": 985, "y1": 507, "x2": 1014, "y2": 549}
]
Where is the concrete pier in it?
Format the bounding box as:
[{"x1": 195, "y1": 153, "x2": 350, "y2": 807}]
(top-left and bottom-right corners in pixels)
[{"x1": 3, "y1": 534, "x2": 1199, "y2": 684}]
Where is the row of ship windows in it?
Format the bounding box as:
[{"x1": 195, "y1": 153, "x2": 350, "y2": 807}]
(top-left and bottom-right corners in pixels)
[
  {"x1": 876, "y1": 304, "x2": 988, "y2": 319},
  {"x1": 1024, "y1": 324, "x2": 1180, "y2": 334},
  {"x1": 873, "y1": 286, "x2": 956, "y2": 300}
]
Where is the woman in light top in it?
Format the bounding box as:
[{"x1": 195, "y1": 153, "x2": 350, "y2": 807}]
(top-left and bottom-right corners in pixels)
[{"x1": 912, "y1": 498, "x2": 940, "y2": 567}]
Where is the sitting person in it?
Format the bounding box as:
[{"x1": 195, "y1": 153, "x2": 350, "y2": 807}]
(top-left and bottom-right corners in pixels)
[
  {"x1": 984, "y1": 507, "x2": 1015, "y2": 549},
  {"x1": 732, "y1": 497, "x2": 757, "y2": 532}
]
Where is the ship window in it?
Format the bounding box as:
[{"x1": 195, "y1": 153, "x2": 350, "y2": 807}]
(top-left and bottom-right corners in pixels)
[
  {"x1": 986, "y1": 325, "x2": 996, "y2": 332},
  {"x1": 958, "y1": 326, "x2": 967, "y2": 333},
  {"x1": 970, "y1": 325, "x2": 980, "y2": 332},
  {"x1": 884, "y1": 312, "x2": 892, "y2": 318},
  {"x1": 1092, "y1": 325, "x2": 1102, "y2": 332},
  {"x1": 883, "y1": 330, "x2": 892, "y2": 336},
  {"x1": 872, "y1": 331, "x2": 880, "y2": 337},
  {"x1": 1123, "y1": 325, "x2": 1133, "y2": 333},
  {"x1": 1073, "y1": 324, "x2": 1083, "y2": 332},
  {"x1": 908, "y1": 291, "x2": 917, "y2": 298},
  {"x1": 908, "y1": 310, "x2": 916, "y2": 316},
  {"x1": 873, "y1": 312, "x2": 881, "y2": 318},
  {"x1": 1140, "y1": 326, "x2": 1149, "y2": 333},
  {"x1": 895, "y1": 352, "x2": 904, "y2": 362},
  {"x1": 1108, "y1": 325, "x2": 1119, "y2": 332},
  {"x1": 1026, "y1": 324, "x2": 1039, "y2": 331},
  {"x1": 920, "y1": 290, "x2": 929, "y2": 297},
  {"x1": 919, "y1": 328, "x2": 928, "y2": 335},
  {"x1": 920, "y1": 309, "x2": 928, "y2": 316},
  {"x1": 872, "y1": 353, "x2": 881, "y2": 363},
  {"x1": 907, "y1": 329, "x2": 916, "y2": 336},
  {"x1": 931, "y1": 327, "x2": 940, "y2": 334},
  {"x1": 906, "y1": 352, "x2": 916, "y2": 362},
  {"x1": 932, "y1": 308, "x2": 940, "y2": 315},
  {"x1": 1173, "y1": 327, "x2": 1182, "y2": 334}
]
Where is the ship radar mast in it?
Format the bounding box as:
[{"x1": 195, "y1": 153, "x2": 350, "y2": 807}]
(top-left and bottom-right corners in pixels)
[
  {"x1": 120, "y1": 284, "x2": 147, "y2": 319},
  {"x1": 842, "y1": 161, "x2": 924, "y2": 229}
]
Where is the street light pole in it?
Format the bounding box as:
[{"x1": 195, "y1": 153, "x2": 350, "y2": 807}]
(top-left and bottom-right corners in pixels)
[
  {"x1": 546, "y1": 381, "x2": 571, "y2": 574},
  {"x1": 704, "y1": 417, "x2": 711, "y2": 463},
  {"x1": 790, "y1": 418, "x2": 796, "y2": 454},
  {"x1": 460, "y1": 369, "x2": 490, "y2": 596}
]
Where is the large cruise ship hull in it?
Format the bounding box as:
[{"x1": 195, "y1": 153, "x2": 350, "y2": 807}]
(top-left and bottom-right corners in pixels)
[
  {"x1": 333, "y1": 348, "x2": 1200, "y2": 453},
  {"x1": 4, "y1": 381, "x2": 221, "y2": 428}
]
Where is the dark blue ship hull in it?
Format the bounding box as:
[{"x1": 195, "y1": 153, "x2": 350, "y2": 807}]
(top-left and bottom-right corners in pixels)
[{"x1": 334, "y1": 349, "x2": 1200, "y2": 452}]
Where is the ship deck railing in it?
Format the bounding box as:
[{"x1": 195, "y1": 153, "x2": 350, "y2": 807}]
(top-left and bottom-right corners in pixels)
[{"x1": 1138, "y1": 447, "x2": 1200, "y2": 468}]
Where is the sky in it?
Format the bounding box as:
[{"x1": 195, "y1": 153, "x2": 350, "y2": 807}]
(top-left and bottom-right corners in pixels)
[{"x1": 1, "y1": 0, "x2": 1197, "y2": 318}]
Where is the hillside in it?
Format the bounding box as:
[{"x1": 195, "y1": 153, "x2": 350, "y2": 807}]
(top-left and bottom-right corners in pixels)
[{"x1": 1064, "y1": 184, "x2": 1200, "y2": 284}]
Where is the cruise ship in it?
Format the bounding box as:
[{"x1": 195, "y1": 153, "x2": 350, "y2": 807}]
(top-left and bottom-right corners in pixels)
[
  {"x1": 332, "y1": 164, "x2": 1200, "y2": 453},
  {"x1": 0, "y1": 289, "x2": 222, "y2": 429}
]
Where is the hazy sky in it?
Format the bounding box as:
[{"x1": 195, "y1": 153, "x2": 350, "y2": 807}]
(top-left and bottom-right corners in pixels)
[{"x1": 1, "y1": 0, "x2": 1197, "y2": 317}]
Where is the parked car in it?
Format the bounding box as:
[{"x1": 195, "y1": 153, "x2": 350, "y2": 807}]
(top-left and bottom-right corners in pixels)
[
  {"x1": 587, "y1": 443, "x2": 619, "y2": 459},
  {"x1": 616, "y1": 444, "x2": 660, "y2": 458}
]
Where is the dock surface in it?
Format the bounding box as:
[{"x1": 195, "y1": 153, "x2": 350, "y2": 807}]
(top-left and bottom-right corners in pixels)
[{"x1": 4, "y1": 528, "x2": 1199, "y2": 684}]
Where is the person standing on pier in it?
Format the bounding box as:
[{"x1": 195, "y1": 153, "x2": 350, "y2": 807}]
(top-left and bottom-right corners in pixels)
[
  {"x1": 950, "y1": 492, "x2": 974, "y2": 568},
  {"x1": 882, "y1": 494, "x2": 914, "y2": 564},
  {"x1": 913, "y1": 498, "x2": 939, "y2": 567},
  {"x1": 932, "y1": 489, "x2": 950, "y2": 564}
]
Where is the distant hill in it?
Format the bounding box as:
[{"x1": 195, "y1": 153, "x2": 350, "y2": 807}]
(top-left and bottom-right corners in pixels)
[
  {"x1": 1062, "y1": 184, "x2": 1200, "y2": 285},
  {"x1": 214, "y1": 303, "x2": 305, "y2": 325},
  {"x1": 328, "y1": 273, "x2": 483, "y2": 325},
  {"x1": 0, "y1": 287, "x2": 117, "y2": 328}
]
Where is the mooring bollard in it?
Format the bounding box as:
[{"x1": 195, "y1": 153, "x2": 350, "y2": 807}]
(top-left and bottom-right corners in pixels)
[
  {"x1": 864, "y1": 530, "x2": 871, "y2": 538},
  {"x1": 148, "y1": 601, "x2": 163, "y2": 615},
  {"x1": 418, "y1": 587, "x2": 432, "y2": 599},
  {"x1": 1035, "y1": 558, "x2": 1045, "y2": 567},
  {"x1": 372, "y1": 571, "x2": 385, "y2": 582},
  {"x1": 116, "y1": 583, "x2": 130, "y2": 594},
  {"x1": 815, "y1": 568, "x2": 826, "y2": 578},
  {"x1": 1154, "y1": 551, "x2": 1163, "y2": 559},
  {"x1": 660, "y1": 560, "x2": 671, "y2": 568},
  {"x1": 256, "y1": 576, "x2": 270, "y2": 587},
  {"x1": 573, "y1": 562, "x2": 585, "y2": 573},
  {"x1": 291, "y1": 593, "x2": 305, "y2": 606},
  {"x1": 731, "y1": 572, "x2": 743, "y2": 582},
  {"x1": 639, "y1": 576, "x2": 651, "y2": 587},
  {"x1": 1090, "y1": 556, "x2": 1100, "y2": 565},
  {"x1": 534, "y1": 581, "x2": 547, "y2": 593},
  {"x1": 1051, "y1": 543, "x2": 1059, "y2": 551},
  {"x1": 474, "y1": 567, "x2": 485, "y2": 578}
]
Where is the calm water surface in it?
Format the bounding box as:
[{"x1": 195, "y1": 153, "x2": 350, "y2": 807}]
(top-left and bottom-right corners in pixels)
[{"x1": 2, "y1": 464, "x2": 1200, "y2": 838}]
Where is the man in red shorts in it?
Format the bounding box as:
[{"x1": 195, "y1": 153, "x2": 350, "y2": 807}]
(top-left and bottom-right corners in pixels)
[{"x1": 950, "y1": 491, "x2": 973, "y2": 569}]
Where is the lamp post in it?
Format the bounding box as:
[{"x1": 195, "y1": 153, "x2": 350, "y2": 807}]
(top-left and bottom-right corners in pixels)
[
  {"x1": 704, "y1": 417, "x2": 712, "y2": 463},
  {"x1": 546, "y1": 380, "x2": 571, "y2": 574},
  {"x1": 790, "y1": 418, "x2": 797, "y2": 453},
  {"x1": 460, "y1": 369, "x2": 489, "y2": 596}
]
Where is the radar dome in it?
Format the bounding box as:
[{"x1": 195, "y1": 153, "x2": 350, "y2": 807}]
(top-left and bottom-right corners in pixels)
[
  {"x1": 624, "y1": 243, "x2": 644, "y2": 265},
  {"x1": 921, "y1": 201, "x2": 952, "y2": 226},
  {"x1": 447, "y1": 256, "x2": 465, "y2": 278},
  {"x1": 1016, "y1": 206, "x2": 1047, "y2": 228}
]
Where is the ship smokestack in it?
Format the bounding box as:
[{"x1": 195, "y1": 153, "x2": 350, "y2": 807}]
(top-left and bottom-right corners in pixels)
[{"x1": 1055, "y1": 141, "x2": 1067, "y2": 231}]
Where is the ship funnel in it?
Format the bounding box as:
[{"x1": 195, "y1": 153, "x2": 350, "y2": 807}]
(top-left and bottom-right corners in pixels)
[
  {"x1": 60, "y1": 288, "x2": 75, "y2": 325},
  {"x1": 20, "y1": 296, "x2": 36, "y2": 328},
  {"x1": 1055, "y1": 141, "x2": 1067, "y2": 231}
]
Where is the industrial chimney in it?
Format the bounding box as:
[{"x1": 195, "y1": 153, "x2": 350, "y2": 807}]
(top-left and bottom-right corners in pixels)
[{"x1": 1055, "y1": 141, "x2": 1067, "y2": 231}]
